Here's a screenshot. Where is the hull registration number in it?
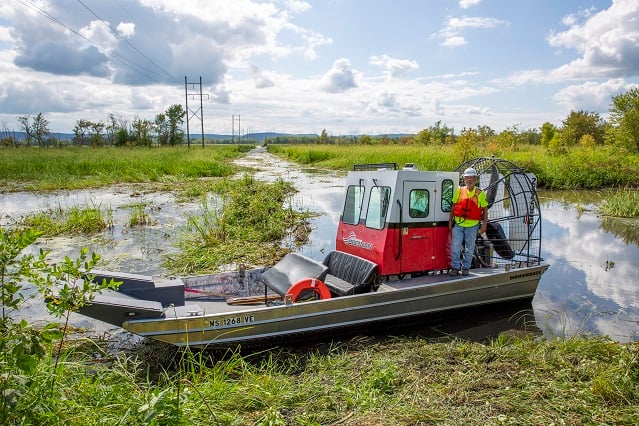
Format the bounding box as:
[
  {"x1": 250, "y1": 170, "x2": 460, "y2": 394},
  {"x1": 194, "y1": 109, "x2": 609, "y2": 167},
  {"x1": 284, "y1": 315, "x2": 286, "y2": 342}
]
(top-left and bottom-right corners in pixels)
[{"x1": 209, "y1": 315, "x2": 255, "y2": 328}]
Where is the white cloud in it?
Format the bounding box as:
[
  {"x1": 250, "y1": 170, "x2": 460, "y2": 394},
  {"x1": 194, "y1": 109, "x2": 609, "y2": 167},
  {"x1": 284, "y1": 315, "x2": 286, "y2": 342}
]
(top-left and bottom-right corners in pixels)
[
  {"x1": 552, "y1": 78, "x2": 634, "y2": 113},
  {"x1": 282, "y1": 0, "x2": 311, "y2": 14},
  {"x1": 547, "y1": 0, "x2": 639, "y2": 78},
  {"x1": 320, "y1": 58, "x2": 358, "y2": 93},
  {"x1": 442, "y1": 35, "x2": 467, "y2": 47},
  {"x1": 369, "y1": 54, "x2": 419, "y2": 78},
  {"x1": 79, "y1": 20, "x2": 119, "y2": 49},
  {"x1": 446, "y1": 16, "x2": 505, "y2": 31},
  {"x1": 117, "y1": 22, "x2": 136, "y2": 38},
  {"x1": 0, "y1": 26, "x2": 12, "y2": 43},
  {"x1": 459, "y1": 0, "x2": 482, "y2": 9},
  {"x1": 435, "y1": 16, "x2": 507, "y2": 48}
]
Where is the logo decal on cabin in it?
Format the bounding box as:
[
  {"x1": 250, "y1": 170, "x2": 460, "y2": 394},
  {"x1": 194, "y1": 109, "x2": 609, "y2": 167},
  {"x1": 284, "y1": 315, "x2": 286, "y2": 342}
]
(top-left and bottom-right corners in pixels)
[{"x1": 343, "y1": 232, "x2": 374, "y2": 250}]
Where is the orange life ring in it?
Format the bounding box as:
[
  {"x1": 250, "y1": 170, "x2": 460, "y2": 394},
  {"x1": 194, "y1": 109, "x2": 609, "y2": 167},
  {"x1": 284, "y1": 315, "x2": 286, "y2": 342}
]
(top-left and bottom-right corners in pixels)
[{"x1": 286, "y1": 278, "x2": 332, "y2": 302}]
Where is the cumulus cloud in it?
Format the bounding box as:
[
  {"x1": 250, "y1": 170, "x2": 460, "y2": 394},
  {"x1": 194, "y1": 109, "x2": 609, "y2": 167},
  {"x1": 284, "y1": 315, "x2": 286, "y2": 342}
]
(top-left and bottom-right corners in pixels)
[
  {"x1": 14, "y1": 41, "x2": 110, "y2": 77},
  {"x1": 369, "y1": 54, "x2": 419, "y2": 78},
  {"x1": 78, "y1": 20, "x2": 119, "y2": 48},
  {"x1": 320, "y1": 58, "x2": 357, "y2": 93},
  {"x1": 552, "y1": 79, "x2": 634, "y2": 112},
  {"x1": 547, "y1": 0, "x2": 639, "y2": 78},
  {"x1": 117, "y1": 22, "x2": 136, "y2": 38},
  {"x1": 8, "y1": 0, "x2": 324, "y2": 87}
]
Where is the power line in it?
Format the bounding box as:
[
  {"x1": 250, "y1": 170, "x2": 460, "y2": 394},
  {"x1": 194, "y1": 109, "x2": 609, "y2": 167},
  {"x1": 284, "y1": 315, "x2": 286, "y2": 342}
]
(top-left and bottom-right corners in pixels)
[
  {"x1": 75, "y1": 0, "x2": 180, "y2": 85},
  {"x1": 14, "y1": 0, "x2": 176, "y2": 85}
]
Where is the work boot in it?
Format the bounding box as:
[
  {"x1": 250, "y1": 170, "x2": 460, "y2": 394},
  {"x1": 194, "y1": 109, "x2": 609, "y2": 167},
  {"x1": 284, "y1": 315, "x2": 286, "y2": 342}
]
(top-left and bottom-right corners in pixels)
[
  {"x1": 461, "y1": 269, "x2": 470, "y2": 276},
  {"x1": 449, "y1": 269, "x2": 459, "y2": 276}
]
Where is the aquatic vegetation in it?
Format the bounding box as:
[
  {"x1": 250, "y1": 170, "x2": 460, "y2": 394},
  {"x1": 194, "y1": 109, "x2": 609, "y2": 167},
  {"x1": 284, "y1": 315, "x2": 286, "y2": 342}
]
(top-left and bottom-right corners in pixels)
[
  {"x1": 127, "y1": 202, "x2": 153, "y2": 226},
  {"x1": 21, "y1": 205, "x2": 113, "y2": 237},
  {"x1": 21, "y1": 203, "x2": 110, "y2": 235},
  {"x1": 165, "y1": 174, "x2": 314, "y2": 274},
  {"x1": 598, "y1": 188, "x2": 639, "y2": 218}
]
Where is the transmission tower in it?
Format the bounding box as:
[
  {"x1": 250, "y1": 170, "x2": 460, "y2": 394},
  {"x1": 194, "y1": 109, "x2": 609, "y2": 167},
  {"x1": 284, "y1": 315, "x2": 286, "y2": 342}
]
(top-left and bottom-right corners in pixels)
[{"x1": 184, "y1": 76, "x2": 209, "y2": 147}]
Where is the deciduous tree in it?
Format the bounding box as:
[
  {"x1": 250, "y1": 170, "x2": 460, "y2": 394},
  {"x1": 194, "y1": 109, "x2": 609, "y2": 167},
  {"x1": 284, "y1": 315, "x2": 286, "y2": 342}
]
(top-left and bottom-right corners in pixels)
[
  {"x1": 607, "y1": 86, "x2": 639, "y2": 152},
  {"x1": 165, "y1": 104, "x2": 185, "y2": 146},
  {"x1": 561, "y1": 110, "x2": 604, "y2": 146}
]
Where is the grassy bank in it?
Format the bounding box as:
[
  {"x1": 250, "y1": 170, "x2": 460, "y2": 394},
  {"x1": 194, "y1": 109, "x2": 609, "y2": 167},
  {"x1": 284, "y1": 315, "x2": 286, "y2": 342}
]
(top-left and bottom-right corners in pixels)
[
  {"x1": 3, "y1": 335, "x2": 637, "y2": 425},
  {"x1": 0, "y1": 145, "x2": 252, "y2": 191},
  {"x1": 267, "y1": 144, "x2": 639, "y2": 189}
]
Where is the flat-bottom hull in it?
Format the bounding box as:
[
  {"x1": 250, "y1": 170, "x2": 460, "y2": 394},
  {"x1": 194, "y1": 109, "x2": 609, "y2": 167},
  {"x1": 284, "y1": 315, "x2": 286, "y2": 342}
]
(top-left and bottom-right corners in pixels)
[{"x1": 121, "y1": 265, "x2": 547, "y2": 348}]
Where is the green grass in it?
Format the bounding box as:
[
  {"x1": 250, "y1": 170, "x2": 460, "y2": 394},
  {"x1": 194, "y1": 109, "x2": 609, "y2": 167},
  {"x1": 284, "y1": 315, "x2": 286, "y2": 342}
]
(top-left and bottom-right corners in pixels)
[
  {"x1": 267, "y1": 143, "x2": 461, "y2": 172},
  {"x1": 268, "y1": 144, "x2": 639, "y2": 190},
  {"x1": 5, "y1": 334, "x2": 637, "y2": 425},
  {"x1": 598, "y1": 188, "x2": 639, "y2": 217},
  {"x1": 21, "y1": 203, "x2": 111, "y2": 235},
  {"x1": 127, "y1": 202, "x2": 153, "y2": 226},
  {"x1": 0, "y1": 145, "x2": 252, "y2": 191}
]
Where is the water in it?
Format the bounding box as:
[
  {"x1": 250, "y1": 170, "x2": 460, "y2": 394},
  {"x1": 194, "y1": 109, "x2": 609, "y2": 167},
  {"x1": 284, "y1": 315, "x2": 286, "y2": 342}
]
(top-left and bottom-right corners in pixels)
[{"x1": 2, "y1": 148, "x2": 637, "y2": 342}]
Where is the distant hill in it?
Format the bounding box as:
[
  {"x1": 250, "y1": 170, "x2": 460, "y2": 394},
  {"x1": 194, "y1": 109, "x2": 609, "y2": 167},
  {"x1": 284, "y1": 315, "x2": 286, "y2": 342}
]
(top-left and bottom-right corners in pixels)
[
  {"x1": 200, "y1": 132, "x2": 318, "y2": 142},
  {"x1": 7, "y1": 131, "x2": 414, "y2": 144}
]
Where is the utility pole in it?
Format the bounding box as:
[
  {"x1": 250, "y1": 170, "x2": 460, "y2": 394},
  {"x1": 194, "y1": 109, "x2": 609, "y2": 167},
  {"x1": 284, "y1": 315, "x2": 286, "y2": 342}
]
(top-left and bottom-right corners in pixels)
[{"x1": 184, "y1": 76, "x2": 208, "y2": 147}]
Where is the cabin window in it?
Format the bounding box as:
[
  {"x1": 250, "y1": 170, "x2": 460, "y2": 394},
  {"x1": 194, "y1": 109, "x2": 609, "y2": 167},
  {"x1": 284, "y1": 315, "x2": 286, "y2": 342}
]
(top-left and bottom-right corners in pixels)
[
  {"x1": 409, "y1": 189, "x2": 429, "y2": 218},
  {"x1": 441, "y1": 179, "x2": 453, "y2": 212},
  {"x1": 342, "y1": 185, "x2": 365, "y2": 225},
  {"x1": 365, "y1": 186, "x2": 391, "y2": 230}
]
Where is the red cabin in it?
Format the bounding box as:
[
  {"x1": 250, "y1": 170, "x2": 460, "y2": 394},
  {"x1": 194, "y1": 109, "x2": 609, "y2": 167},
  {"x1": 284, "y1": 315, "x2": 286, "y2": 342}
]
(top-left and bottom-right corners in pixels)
[{"x1": 336, "y1": 163, "x2": 459, "y2": 277}]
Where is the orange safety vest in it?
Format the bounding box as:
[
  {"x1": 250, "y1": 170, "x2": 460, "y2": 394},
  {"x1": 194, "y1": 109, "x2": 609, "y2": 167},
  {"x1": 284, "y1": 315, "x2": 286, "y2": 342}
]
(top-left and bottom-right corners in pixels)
[{"x1": 453, "y1": 187, "x2": 484, "y2": 220}]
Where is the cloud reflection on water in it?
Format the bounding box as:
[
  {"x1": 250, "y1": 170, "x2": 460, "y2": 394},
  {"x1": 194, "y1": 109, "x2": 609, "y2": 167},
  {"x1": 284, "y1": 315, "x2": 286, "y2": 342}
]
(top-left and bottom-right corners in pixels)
[{"x1": 536, "y1": 200, "x2": 639, "y2": 342}]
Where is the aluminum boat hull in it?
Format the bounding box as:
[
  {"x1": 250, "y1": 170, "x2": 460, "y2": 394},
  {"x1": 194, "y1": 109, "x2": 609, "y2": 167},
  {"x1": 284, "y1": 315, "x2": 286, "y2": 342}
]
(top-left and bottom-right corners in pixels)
[{"x1": 102, "y1": 264, "x2": 547, "y2": 348}]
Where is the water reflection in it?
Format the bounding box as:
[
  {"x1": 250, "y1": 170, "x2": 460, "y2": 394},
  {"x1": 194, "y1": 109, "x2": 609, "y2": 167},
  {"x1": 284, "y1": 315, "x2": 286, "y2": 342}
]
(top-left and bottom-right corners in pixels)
[
  {"x1": 536, "y1": 199, "x2": 639, "y2": 342},
  {"x1": 601, "y1": 216, "x2": 639, "y2": 246},
  {"x1": 1, "y1": 149, "x2": 637, "y2": 343}
]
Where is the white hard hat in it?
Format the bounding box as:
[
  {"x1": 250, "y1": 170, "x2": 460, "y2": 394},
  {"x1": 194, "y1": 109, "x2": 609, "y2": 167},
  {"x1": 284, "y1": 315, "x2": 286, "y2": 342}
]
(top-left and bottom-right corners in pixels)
[{"x1": 463, "y1": 167, "x2": 478, "y2": 177}]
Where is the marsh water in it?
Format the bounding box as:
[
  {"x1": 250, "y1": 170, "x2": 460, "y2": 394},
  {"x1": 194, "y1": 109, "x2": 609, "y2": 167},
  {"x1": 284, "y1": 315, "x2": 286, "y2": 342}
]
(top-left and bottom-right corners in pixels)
[{"x1": 2, "y1": 148, "x2": 638, "y2": 343}]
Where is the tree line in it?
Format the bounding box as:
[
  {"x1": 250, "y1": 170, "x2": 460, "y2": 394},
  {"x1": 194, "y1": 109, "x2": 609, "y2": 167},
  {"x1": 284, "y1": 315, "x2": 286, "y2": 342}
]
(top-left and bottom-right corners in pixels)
[
  {"x1": 3, "y1": 87, "x2": 639, "y2": 153},
  {"x1": 1, "y1": 104, "x2": 186, "y2": 148}
]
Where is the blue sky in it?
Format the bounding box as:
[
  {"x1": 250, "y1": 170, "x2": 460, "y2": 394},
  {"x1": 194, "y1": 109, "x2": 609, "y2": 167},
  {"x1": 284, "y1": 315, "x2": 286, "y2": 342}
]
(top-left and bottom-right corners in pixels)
[{"x1": 1, "y1": 0, "x2": 637, "y2": 135}]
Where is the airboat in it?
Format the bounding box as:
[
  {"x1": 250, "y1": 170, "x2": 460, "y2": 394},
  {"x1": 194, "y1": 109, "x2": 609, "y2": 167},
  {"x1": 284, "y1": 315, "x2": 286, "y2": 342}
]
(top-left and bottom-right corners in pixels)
[{"x1": 78, "y1": 157, "x2": 548, "y2": 348}]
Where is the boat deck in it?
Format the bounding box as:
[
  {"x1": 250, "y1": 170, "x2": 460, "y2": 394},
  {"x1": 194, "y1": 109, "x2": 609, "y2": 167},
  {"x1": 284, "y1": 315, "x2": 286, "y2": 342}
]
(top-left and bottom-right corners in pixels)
[
  {"x1": 173, "y1": 267, "x2": 505, "y2": 319},
  {"x1": 377, "y1": 266, "x2": 500, "y2": 290}
]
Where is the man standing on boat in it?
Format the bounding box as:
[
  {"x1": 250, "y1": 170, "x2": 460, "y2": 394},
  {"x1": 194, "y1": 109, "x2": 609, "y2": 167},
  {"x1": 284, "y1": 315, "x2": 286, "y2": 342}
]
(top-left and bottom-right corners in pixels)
[{"x1": 448, "y1": 167, "x2": 488, "y2": 276}]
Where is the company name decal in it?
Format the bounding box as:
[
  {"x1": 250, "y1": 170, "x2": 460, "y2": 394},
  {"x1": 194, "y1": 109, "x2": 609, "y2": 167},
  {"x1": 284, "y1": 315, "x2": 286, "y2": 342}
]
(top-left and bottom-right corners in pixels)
[{"x1": 343, "y1": 232, "x2": 374, "y2": 250}]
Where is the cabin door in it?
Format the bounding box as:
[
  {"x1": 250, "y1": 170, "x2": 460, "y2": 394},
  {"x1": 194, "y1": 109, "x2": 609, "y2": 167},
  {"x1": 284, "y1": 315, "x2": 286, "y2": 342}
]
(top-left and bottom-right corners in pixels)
[{"x1": 400, "y1": 180, "x2": 437, "y2": 273}]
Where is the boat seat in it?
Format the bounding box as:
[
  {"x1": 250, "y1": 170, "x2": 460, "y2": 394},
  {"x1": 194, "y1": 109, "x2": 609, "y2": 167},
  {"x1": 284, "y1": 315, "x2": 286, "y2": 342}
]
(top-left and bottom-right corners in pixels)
[
  {"x1": 258, "y1": 253, "x2": 329, "y2": 297},
  {"x1": 322, "y1": 251, "x2": 378, "y2": 296}
]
